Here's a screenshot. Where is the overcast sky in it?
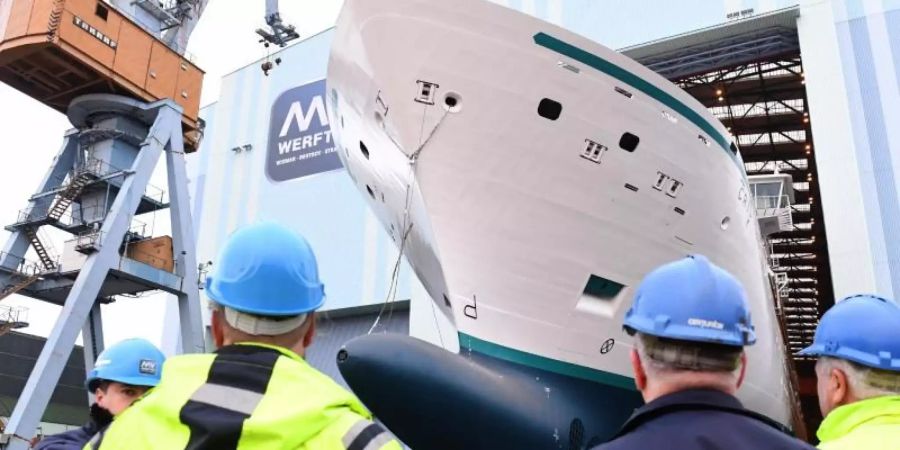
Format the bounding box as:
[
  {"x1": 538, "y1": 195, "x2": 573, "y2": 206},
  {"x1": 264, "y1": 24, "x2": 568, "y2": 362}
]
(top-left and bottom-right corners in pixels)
[{"x1": 0, "y1": 1, "x2": 342, "y2": 351}]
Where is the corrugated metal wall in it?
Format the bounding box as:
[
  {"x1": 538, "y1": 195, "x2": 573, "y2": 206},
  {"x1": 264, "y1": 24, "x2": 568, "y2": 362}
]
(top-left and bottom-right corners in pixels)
[
  {"x1": 307, "y1": 304, "x2": 410, "y2": 389},
  {"x1": 0, "y1": 332, "x2": 88, "y2": 426}
]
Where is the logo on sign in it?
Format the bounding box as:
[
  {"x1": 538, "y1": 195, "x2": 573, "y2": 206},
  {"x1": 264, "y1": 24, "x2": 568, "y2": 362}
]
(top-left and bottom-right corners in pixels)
[{"x1": 266, "y1": 79, "x2": 343, "y2": 182}]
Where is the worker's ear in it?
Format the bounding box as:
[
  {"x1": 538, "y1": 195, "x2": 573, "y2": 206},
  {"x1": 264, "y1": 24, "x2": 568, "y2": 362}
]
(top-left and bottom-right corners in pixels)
[
  {"x1": 630, "y1": 349, "x2": 648, "y2": 392},
  {"x1": 828, "y1": 366, "x2": 850, "y2": 408},
  {"x1": 302, "y1": 313, "x2": 317, "y2": 349},
  {"x1": 94, "y1": 386, "x2": 107, "y2": 407},
  {"x1": 210, "y1": 309, "x2": 226, "y2": 348},
  {"x1": 735, "y1": 352, "x2": 747, "y2": 389}
]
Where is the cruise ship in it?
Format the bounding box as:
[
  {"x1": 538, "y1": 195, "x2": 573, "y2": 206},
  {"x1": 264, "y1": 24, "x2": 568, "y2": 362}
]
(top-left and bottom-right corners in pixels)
[{"x1": 325, "y1": 0, "x2": 792, "y2": 447}]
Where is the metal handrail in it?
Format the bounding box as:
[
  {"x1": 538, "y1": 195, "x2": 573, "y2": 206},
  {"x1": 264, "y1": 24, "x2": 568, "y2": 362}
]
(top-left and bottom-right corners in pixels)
[
  {"x1": 754, "y1": 194, "x2": 790, "y2": 210},
  {"x1": 0, "y1": 304, "x2": 28, "y2": 324},
  {"x1": 0, "y1": 251, "x2": 51, "y2": 277}
]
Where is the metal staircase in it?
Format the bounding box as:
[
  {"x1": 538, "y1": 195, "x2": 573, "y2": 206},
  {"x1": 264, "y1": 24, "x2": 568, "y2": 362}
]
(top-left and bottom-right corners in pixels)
[
  {"x1": 47, "y1": 171, "x2": 93, "y2": 221},
  {"x1": 23, "y1": 228, "x2": 56, "y2": 271}
]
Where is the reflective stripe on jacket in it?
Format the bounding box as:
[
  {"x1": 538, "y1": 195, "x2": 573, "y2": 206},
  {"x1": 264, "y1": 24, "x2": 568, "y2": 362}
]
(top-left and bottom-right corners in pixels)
[
  {"x1": 817, "y1": 395, "x2": 900, "y2": 450},
  {"x1": 95, "y1": 343, "x2": 402, "y2": 450}
]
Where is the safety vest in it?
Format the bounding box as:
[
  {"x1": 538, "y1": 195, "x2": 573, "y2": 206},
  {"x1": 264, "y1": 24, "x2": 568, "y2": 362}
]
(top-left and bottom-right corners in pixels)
[
  {"x1": 92, "y1": 343, "x2": 402, "y2": 450},
  {"x1": 817, "y1": 395, "x2": 900, "y2": 450}
]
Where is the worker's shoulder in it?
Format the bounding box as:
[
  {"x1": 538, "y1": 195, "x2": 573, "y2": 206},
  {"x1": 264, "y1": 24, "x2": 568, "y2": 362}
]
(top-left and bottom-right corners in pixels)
[
  {"x1": 593, "y1": 407, "x2": 814, "y2": 450},
  {"x1": 307, "y1": 415, "x2": 402, "y2": 450},
  {"x1": 818, "y1": 423, "x2": 900, "y2": 450},
  {"x1": 260, "y1": 354, "x2": 371, "y2": 416}
]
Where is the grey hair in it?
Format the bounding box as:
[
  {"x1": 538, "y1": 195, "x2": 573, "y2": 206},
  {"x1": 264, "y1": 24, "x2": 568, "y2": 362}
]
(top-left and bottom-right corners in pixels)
[
  {"x1": 635, "y1": 333, "x2": 743, "y2": 374},
  {"x1": 207, "y1": 301, "x2": 309, "y2": 336},
  {"x1": 817, "y1": 357, "x2": 900, "y2": 399}
]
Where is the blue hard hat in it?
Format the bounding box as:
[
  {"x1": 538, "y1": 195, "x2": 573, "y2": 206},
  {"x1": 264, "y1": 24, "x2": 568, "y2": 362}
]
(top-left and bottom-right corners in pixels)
[
  {"x1": 205, "y1": 222, "x2": 326, "y2": 316},
  {"x1": 798, "y1": 294, "x2": 900, "y2": 371},
  {"x1": 623, "y1": 255, "x2": 756, "y2": 347},
  {"x1": 86, "y1": 338, "x2": 166, "y2": 391}
]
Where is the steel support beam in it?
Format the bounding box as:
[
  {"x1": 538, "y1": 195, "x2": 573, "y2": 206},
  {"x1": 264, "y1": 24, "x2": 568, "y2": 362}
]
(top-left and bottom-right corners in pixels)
[
  {"x1": 163, "y1": 110, "x2": 204, "y2": 354},
  {"x1": 81, "y1": 301, "x2": 104, "y2": 403}
]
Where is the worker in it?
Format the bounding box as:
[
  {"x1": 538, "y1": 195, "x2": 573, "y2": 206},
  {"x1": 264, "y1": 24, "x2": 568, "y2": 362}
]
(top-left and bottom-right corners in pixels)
[
  {"x1": 35, "y1": 338, "x2": 165, "y2": 450},
  {"x1": 592, "y1": 255, "x2": 815, "y2": 450},
  {"x1": 797, "y1": 294, "x2": 900, "y2": 449},
  {"x1": 95, "y1": 222, "x2": 402, "y2": 450}
]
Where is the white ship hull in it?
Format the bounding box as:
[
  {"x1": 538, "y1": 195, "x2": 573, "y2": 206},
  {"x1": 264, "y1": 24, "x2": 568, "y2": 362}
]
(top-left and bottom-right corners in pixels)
[{"x1": 326, "y1": 0, "x2": 792, "y2": 445}]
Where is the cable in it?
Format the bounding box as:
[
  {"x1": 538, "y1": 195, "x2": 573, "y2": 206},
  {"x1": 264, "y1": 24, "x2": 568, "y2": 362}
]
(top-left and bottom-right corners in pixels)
[{"x1": 367, "y1": 107, "x2": 450, "y2": 335}]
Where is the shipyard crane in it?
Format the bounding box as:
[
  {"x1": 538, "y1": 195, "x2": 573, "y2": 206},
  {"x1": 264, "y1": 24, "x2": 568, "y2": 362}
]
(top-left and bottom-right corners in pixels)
[
  {"x1": 257, "y1": 0, "x2": 301, "y2": 75},
  {"x1": 257, "y1": 0, "x2": 300, "y2": 47},
  {"x1": 0, "y1": 1, "x2": 209, "y2": 448},
  {"x1": 0, "y1": 2, "x2": 303, "y2": 446}
]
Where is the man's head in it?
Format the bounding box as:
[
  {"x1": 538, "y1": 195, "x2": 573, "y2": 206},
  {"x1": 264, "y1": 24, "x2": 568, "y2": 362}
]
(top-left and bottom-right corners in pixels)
[
  {"x1": 205, "y1": 222, "x2": 326, "y2": 354},
  {"x1": 86, "y1": 338, "x2": 166, "y2": 416},
  {"x1": 813, "y1": 357, "x2": 900, "y2": 416},
  {"x1": 798, "y1": 294, "x2": 900, "y2": 416},
  {"x1": 630, "y1": 333, "x2": 748, "y2": 400},
  {"x1": 623, "y1": 255, "x2": 755, "y2": 402}
]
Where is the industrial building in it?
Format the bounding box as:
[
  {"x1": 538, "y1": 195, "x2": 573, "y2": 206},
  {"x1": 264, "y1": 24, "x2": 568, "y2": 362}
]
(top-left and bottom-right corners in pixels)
[{"x1": 0, "y1": 332, "x2": 87, "y2": 437}]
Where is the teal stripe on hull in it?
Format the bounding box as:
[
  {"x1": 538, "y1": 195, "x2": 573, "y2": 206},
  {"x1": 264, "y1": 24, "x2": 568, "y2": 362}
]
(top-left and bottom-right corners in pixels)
[
  {"x1": 458, "y1": 332, "x2": 637, "y2": 391},
  {"x1": 533, "y1": 32, "x2": 739, "y2": 169}
]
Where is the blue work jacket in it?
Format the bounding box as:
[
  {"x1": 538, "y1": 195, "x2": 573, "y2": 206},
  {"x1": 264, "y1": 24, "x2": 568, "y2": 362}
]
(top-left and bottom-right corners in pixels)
[{"x1": 592, "y1": 388, "x2": 815, "y2": 450}]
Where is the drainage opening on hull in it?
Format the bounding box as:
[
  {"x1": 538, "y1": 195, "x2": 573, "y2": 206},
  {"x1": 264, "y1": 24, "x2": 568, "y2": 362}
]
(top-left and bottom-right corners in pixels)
[
  {"x1": 538, "y1": 98, "x2": 562, "y2": 120},
  {"x1": 366, "y1": 185, "x2": 375, "y2": 199},
  {"x1": 557, "y1": 61, "x2": 580, "y2": 73},
  {"x1": 360, "y1": 141, "x2": 370, "y2": 159},
  {"x1": 614, "y1": 86, "x2": 633, "y2": 98},
  {"x1": 443, "y1": 92, "x2": 462, "y2": 113},
  {"x1": 698, "y1": 134, "x2": 710, "y2": 147},
  {"x1": 619, "y1": 132, "x2": 639, "y2": 152}
]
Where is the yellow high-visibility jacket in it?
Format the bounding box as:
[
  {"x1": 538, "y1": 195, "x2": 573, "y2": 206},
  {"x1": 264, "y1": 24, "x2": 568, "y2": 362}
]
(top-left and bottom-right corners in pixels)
[
  {"x1": 91, "y1": 343, "x2": 402, "y2": 450},
  {"x1": 817, "y1": 395, "x2": 900, "y2": 450}
]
